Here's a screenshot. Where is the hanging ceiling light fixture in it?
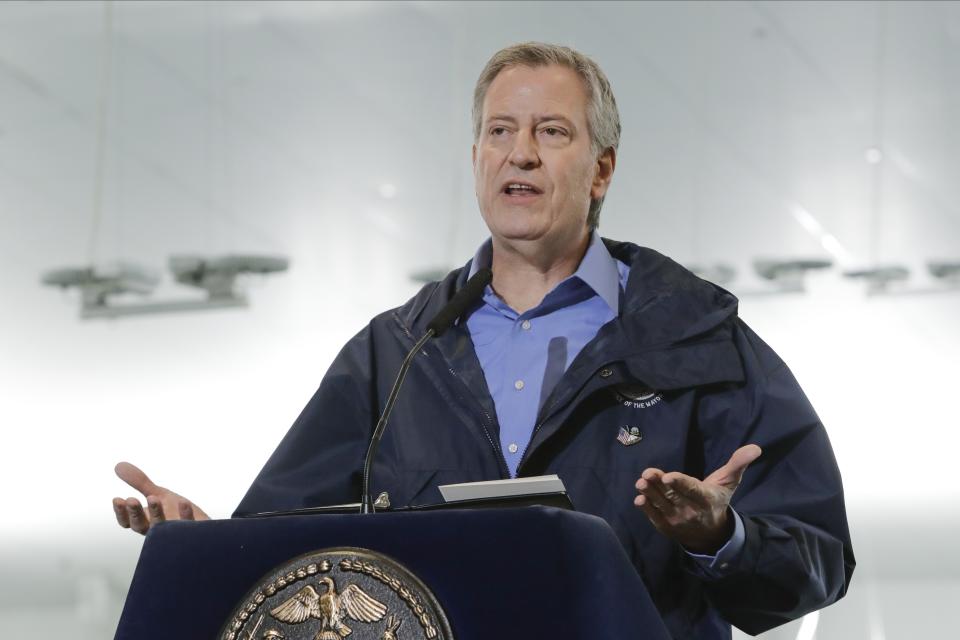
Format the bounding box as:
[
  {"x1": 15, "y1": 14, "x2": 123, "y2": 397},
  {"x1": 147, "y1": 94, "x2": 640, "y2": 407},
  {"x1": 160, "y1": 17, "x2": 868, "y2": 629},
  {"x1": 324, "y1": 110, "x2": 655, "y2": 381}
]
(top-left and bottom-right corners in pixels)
[
  {"x1": 42, "y1": 263, "x2": 159, "y2": 309},
  {"x1": 928, "y1": 262, "x2": 960, "y2": 286},
  {"x1": 842, "y1": 265, "x2": 910, "y2": 295},
  {"x1": 687, "y1": 264, "x2": 737, "y2": 287},
  {"x1": 41, "y1": 2, "x2": 289, "y2": 319},
  {"x1": 43, "y1": 254, "x2": 289, "y2": 319},
  {"x1": 750, "y1": 258, "x2": 833, "y2": 294}
]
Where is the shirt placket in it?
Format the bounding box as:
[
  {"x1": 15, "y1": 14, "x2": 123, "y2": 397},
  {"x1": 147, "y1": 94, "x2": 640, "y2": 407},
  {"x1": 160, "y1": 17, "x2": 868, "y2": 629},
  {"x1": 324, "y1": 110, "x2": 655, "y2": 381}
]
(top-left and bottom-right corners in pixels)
[{"x1": 500, "y1": 311, "x2": 538, "y2": 476}]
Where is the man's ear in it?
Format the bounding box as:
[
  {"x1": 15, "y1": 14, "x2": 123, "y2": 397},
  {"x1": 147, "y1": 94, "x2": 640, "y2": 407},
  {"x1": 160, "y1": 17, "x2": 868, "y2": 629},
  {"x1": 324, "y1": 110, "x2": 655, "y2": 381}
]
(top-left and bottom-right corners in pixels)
[
  {"x1": 591, "y1": 147, "x2": 616, "y2": 200},
  {"x1": 472, "y1": 143, "x2": 477, "y2": 171}
]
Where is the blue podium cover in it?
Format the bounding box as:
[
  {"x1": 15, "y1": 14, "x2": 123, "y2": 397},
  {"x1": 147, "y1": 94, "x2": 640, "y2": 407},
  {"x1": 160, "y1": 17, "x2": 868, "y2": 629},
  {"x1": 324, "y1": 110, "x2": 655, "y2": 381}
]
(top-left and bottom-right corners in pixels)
[{"x1": 115, "y1": 506, "x2": 671, "y2": 639}]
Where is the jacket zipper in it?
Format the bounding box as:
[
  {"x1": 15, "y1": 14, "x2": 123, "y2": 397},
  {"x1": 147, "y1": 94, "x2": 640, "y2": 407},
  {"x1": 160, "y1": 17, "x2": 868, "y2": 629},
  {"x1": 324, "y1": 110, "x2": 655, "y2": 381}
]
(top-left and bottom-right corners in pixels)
[
  {"x1": 445, "y1": 365, "x2": 511, "y2": 478},
  {"x1": 395, "y1": 316, "x2": 510, "y2": 478}
]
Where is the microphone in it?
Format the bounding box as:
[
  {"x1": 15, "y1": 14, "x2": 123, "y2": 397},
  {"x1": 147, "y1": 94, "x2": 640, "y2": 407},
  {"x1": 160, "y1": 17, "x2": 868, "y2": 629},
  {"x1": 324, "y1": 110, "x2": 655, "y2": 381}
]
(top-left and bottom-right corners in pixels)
[
  {"x1": 360, "y1": 268, "x2": 492, "y2": 513},
  {"x1": 425, "y1": 268, "x2": 493, "y2": 336}
]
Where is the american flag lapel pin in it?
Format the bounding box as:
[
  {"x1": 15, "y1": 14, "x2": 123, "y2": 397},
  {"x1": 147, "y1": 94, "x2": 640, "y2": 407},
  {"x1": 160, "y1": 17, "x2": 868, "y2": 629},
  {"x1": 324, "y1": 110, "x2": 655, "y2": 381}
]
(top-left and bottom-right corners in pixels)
[{"x1": 617, "y1": 426, "x2": 643, "y2": 446}]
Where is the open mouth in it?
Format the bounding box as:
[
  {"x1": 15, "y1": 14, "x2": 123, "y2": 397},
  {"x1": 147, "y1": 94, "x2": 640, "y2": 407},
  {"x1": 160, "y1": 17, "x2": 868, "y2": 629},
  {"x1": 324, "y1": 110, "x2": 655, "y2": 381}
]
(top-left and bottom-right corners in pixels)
[{"x1": 502, "y1": 182, "x2": 543, "y2": 197}]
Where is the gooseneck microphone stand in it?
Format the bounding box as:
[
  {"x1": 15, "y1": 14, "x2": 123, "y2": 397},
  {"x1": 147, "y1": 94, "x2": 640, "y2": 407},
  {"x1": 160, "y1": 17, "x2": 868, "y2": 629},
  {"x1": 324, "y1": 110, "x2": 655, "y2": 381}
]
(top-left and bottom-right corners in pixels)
[{"x1": 360, "y1": 268, "x2": 492, "y2": 514}]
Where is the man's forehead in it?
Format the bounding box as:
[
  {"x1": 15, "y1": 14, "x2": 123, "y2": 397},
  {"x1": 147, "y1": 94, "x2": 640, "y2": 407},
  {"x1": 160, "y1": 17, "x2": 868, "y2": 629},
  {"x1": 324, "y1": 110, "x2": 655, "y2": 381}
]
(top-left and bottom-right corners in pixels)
[{"x1": 482, "y1": 64, "x2": 588, "y2": 121}]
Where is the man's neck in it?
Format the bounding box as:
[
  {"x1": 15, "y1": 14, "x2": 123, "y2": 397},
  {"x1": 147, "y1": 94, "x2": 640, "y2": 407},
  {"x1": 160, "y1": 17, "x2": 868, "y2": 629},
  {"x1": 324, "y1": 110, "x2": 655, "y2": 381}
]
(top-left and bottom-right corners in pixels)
[{"x1": 489, "y1": 230, "x2": 591, "y2": 314}]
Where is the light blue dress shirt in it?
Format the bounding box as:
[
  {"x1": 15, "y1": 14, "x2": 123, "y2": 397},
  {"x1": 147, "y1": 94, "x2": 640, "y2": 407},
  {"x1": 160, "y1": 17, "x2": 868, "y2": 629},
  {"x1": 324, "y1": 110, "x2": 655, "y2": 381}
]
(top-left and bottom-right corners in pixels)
[{"x1": 465, "y1": 231, "x2": 744, "y2": 573}]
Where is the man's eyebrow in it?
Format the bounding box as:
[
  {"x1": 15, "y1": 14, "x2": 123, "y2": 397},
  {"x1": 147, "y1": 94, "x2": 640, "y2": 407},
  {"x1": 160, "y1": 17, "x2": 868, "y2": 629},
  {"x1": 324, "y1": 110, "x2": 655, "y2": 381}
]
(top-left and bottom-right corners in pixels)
[
  {"x1": 535, "y1": 114, "x2": 575, "y2": 126},
  {"x1": 484, "y1": 114, "x2": 576, "y2": 126}
]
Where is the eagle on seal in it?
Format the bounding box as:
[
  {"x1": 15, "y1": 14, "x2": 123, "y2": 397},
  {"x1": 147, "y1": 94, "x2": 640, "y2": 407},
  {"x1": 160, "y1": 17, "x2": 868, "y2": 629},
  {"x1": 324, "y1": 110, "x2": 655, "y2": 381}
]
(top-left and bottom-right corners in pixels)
[{"x1": 269, "y1": 576, "x2": 387, "y2": 639}]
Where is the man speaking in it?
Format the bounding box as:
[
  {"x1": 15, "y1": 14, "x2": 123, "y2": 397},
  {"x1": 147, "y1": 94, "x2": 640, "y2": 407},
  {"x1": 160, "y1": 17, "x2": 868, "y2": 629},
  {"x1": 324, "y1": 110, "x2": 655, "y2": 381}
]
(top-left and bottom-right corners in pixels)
[{"x1": 113, "y1": 42, "x2": 854, "y2": 638}]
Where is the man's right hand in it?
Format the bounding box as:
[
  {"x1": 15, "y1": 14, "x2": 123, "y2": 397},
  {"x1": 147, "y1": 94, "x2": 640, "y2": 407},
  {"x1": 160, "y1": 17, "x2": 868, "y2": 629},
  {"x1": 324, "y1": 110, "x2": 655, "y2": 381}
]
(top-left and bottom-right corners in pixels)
[{"x1": 111, "y1": 461, "x2": 210, "y2": 535}]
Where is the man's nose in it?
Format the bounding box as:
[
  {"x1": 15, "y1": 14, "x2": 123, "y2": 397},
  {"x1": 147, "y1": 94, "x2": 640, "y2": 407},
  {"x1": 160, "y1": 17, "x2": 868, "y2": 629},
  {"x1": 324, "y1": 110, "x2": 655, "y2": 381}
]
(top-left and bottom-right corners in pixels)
[{"x1": 508, "y1": 130, "x2": 541, "y2": 170}]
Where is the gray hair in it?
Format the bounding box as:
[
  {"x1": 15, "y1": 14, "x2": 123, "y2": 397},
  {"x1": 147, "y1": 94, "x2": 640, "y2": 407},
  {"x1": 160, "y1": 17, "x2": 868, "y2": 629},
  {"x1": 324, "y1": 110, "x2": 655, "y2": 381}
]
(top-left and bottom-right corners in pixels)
[{"x1": 472, "y1": 42, "x2": 621, "y2": 229}]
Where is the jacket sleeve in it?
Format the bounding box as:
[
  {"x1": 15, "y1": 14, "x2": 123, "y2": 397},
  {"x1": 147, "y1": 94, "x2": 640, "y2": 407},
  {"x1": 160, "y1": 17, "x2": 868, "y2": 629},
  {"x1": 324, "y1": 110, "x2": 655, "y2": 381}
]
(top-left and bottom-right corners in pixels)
[
  {"x1": 232, "y1": 323, "x2": 378, "y2": 517},
  {"x1": 691, "y1": 320, "x2": 856, "y2": 635}
]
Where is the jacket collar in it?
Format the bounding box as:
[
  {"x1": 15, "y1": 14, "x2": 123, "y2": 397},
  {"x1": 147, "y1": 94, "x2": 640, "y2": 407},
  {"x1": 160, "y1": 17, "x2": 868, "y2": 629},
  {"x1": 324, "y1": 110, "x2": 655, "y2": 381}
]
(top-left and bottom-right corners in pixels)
[
  {"x1": 394, "y1": 237, "x2": 745, "y2": 390},
  {"x1": 466, "y1": 231, "x2": 623, "y2": 316}
]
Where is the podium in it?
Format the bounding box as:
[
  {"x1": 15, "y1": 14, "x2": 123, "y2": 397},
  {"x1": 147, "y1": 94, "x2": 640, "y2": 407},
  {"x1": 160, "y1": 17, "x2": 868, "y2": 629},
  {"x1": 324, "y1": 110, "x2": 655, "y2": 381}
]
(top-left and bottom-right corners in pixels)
[{"x1": 114, "y1": 506, "x2": 672, "y2": 639}]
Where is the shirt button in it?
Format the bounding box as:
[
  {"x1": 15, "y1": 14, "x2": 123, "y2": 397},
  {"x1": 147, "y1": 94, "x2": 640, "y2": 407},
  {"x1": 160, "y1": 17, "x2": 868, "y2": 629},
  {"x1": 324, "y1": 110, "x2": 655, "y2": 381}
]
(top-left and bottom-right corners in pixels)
[
  {"x1": 599, "y1": 368, "x2": 613, "y2": 378},
  {"x1": 521, "y1": 320, "x2": 532, "y2": 330},
  {"x1": 508, "y1": 443, "x2": 519, "y2": 454},
  {"x1": 514, "y1": 379, "x2": 525, "y2": 390}
]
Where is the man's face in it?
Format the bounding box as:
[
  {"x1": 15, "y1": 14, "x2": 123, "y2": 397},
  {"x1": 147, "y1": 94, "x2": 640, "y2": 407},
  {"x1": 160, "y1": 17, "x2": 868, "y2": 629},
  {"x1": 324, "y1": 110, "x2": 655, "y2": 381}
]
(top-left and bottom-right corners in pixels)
[{"x1": 473, "y1": 64, "x2": 614, "y2": 252}]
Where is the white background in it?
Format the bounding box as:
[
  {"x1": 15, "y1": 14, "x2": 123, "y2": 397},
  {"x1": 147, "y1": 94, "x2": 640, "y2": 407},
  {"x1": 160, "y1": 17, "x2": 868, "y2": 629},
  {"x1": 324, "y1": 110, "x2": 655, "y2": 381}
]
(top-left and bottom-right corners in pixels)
[{"x1": 0, "y1": 2, "x2": 958, "y2": 637}]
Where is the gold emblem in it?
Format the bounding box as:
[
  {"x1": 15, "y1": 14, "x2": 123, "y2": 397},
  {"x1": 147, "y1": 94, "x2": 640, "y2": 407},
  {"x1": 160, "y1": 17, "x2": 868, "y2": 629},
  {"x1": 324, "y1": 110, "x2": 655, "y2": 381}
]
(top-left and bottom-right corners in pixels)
[
  {"x1": 382, "y1": 615, "x2": 402, "y2": 640},
  {"x1": 270, "y1": 576, "x2": 386, "y2": 639},
  {"x1": 220, "y1": 548, "x2": 453, "y2": 640}
]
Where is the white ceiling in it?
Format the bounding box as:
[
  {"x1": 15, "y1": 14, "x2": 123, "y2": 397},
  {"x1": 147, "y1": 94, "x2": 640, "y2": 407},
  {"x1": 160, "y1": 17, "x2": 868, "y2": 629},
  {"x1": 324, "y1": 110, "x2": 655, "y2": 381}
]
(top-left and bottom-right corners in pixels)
[{"x1": 1, "y1": 1, "x2": 958, "y2": 291}]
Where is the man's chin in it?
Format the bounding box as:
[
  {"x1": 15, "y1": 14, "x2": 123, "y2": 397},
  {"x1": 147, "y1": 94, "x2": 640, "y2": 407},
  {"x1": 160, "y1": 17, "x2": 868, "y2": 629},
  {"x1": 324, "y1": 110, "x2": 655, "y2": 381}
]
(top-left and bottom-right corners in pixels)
[
  {"x1": 483, "y1": 210, "x2": 548, "y2": 239},
  {"x1": 489, "y1": 225, "x2": 549, "y2": 244}
]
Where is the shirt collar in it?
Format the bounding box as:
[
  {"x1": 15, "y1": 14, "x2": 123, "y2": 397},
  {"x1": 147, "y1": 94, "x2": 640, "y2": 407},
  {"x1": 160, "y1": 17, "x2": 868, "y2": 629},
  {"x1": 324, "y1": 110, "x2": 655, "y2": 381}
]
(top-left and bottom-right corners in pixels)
[{"x1": 467, "y1": 230, "x2": 621, "y2": 314}]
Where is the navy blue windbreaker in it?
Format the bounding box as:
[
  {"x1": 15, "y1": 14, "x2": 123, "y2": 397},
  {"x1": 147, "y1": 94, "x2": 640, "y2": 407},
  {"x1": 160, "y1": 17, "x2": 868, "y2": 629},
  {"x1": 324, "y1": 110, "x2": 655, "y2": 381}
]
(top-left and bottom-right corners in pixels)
[{"x1": 235, "y1": 239, "x2": 855, "y2": 639}]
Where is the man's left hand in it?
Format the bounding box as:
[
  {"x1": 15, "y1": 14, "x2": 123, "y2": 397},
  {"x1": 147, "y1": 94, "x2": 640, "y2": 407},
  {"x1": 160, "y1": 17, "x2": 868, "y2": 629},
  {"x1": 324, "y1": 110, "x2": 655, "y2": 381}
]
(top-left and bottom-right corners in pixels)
[{"x1": 634, "y1": 444, "x2": 762, "y2": 554}]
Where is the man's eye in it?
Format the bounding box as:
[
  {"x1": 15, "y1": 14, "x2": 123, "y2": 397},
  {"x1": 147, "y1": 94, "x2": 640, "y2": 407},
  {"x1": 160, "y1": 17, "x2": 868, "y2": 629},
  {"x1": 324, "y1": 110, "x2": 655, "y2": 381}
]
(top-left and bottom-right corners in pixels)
[
  {"x1": 542, "y1": 127, "x2": 566, "y2": 137},
  {"x1": 490, "y1": 127, "x2": 507, "y2": 136}
]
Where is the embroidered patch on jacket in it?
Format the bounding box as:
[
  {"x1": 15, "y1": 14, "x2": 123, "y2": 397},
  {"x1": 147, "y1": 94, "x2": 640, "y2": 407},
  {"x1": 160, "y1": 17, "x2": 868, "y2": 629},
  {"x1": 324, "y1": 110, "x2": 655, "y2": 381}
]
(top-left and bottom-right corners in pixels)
[
  {"x1": 613, "y1": 383, "x2": 664, "y2": 409},
  {"x1": 617, "y1": 426, "x2": 643, "y2": 446}
]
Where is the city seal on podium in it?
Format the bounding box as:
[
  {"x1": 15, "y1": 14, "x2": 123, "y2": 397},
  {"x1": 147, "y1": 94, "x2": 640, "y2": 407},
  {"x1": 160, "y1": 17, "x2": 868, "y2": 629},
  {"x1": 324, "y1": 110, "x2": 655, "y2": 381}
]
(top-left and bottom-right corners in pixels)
[{"x1": 220, "y1": 547, "x2": 454, "y2": 640}]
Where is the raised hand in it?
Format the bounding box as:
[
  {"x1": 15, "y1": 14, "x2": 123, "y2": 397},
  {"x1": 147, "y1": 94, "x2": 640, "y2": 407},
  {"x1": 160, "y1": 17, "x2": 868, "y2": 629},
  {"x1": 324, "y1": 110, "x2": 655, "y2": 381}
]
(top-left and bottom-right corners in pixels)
[
  {"x1": 634, "y1": 444, "x2": 762, "y2": 554},
  {"x1": 111, "y1": 461, "x2": 209, "y2": 535}
]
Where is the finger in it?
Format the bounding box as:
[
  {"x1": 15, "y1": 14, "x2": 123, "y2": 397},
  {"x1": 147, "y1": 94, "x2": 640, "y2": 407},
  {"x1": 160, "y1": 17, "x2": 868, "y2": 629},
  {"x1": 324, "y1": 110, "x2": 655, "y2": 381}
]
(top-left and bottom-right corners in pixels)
[
  {"x1": 633, "y1": 493, "x2": 670, "y2": 531},
  {"x1": 636, "y1": 474, "x2": 676, "y2": 513},
  {"x1": 661, "y1": 472, "x2": 710, "y2": 508},
  {"x1": 125, "y1": 498, "x2": 150, "y2": 535},
  {"x1": 638, "y1": 469, "x2": 673, "y2": 505},
  {"x1": 637, "y1": 467, "x2": 667, "y2": 495},
  {"x1": 641, "y1": 467, "x2": 665, "y2": 482},
  {"x1": 660, "y1": 481, "x2": 683, "y2": 504},
  {"x1": 727, "y1": 444, "x2": 762, "y2": 471},
  {"x1": 642, "y1": 471, "x2": 683, "y2": 503},
  {"x1": 112, "y1": 497, "x2": 130, "y2": 528},
  {"x1": 115, "y1": 462, "x2": 160, "y2": 498},
  {"x1": 178, "y1": 500, "x2": 195, "y2": 521},
  {"x1": 706, "y1": 444, "x2": 763, "y2": 487},
  {"x1": 146, "y1": 496, "x2": 166, "y2": 524}
]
